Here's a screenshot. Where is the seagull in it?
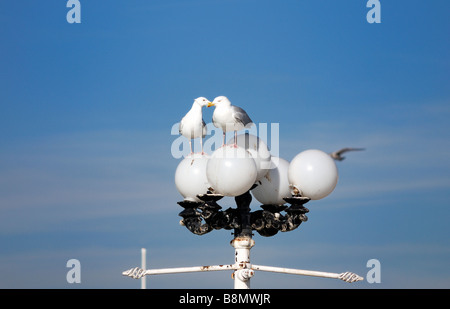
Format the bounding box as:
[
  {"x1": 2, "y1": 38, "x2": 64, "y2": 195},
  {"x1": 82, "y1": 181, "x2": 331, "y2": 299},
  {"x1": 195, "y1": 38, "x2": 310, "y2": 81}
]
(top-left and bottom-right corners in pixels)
[
  {"x1": 179, "y1": 97, "x2": 211, "y2": 154},
  {"x1": 207, "y1": 96, "x2": 254, "y2": 146},
  {"x1": 330, "y1": 147, "x2": 365, "y2": 161}
]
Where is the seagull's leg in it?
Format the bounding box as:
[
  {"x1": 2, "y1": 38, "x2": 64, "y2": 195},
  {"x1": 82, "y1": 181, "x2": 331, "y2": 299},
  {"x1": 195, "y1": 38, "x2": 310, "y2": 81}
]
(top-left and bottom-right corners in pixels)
[
  {"x1": 189, "y1": 139, "x2": 193, "y2": 154},
  {"x1": 200, "y1": 137, "x2": 204, "y2": 155},
  {"x1": 234, "y1": 131, "x2": 238, "y2": 147},
  {"x1": 222, "y1": 131, "x2": 226, "y2": 146}
]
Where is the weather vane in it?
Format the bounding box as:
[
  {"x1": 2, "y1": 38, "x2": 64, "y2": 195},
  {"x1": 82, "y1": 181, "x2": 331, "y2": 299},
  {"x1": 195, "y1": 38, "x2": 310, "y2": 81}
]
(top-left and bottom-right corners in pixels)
[{"x1": 123, "y1": 96, "x2": 364, "y2": 288}]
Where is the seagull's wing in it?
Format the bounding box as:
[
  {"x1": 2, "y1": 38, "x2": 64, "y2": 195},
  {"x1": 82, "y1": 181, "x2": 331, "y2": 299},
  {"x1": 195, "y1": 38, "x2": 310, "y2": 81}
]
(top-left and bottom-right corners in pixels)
[
  {"x1": 202, "y1": 118, "x2": 207, "y2": 137},
  {"x1": 335, "y1": 147, "x2": 365, "y2": 156},
  {"x1": 232, "y1": 106, "x2": 253, "y2": 127},
  {"x1": 330, "y1": 148, "x2": 365, "y2": 161}
]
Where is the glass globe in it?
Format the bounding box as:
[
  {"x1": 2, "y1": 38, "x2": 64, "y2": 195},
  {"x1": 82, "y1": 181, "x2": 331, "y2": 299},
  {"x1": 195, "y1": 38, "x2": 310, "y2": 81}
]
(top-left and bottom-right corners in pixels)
[
  {"x1": 288, "y1": 149, "x2": 338, "y2": 200},
  {"x1": 206, "y1": 145, "x2": 257, "y2": 196},
  {"x1": 227, "y1": 133, "x2": 271, "y2": 181},
  {"x1": 252, "y1": 157, "x2": 291, "y2": 205},
  {"x1": 175, "y1": 153, "x2": 210, "y2": 202}
]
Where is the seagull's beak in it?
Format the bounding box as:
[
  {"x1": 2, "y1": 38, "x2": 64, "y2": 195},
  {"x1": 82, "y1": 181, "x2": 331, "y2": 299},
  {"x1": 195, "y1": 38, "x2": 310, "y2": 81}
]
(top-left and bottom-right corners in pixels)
[{"x1": 207, "y1": 102, "x2": 215, "y2": 107}]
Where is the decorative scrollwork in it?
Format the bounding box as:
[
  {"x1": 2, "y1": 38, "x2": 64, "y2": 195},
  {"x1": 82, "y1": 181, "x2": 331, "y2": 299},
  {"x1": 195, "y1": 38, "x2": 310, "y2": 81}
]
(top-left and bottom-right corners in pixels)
[
  {"x1": 178, "y1": 189, "x2": 310, "y2": 237},
  {"x1": 123, "y1": 267, "x2": 146, "y2": 279},
  {"x1": 338, "y1": 271, "x2": 364, "y2": 283}
]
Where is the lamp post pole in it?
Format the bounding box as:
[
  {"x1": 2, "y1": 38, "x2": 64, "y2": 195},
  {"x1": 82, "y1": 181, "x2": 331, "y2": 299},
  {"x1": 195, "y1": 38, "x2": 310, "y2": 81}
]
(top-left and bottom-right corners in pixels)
[
  {"x1": 231, "y1": 190, "x2": 254, "y2": 289},
  {"x1": 231, "y1": 236, "x2": 255, "y2": 289}
]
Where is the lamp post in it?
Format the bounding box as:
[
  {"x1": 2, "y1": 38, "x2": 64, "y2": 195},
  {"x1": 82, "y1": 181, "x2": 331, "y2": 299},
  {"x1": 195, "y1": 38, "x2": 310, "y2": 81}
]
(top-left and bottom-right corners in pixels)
[{"x1": 123, "y1": 135, "x2": 363, "y2": 288}]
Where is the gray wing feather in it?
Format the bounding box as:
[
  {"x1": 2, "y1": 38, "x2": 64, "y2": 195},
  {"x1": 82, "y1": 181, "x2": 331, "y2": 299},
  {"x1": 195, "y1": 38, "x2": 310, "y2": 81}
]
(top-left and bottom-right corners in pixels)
[
  {"x1": 202, "y1": 119, "x2": 207, "y2": 137},
  {"x1": 232, "y1": 106, "x2": 253, "y2": 127},
  {"x1": 335, "y1": 147, "x2": 365, "y2": 156}
]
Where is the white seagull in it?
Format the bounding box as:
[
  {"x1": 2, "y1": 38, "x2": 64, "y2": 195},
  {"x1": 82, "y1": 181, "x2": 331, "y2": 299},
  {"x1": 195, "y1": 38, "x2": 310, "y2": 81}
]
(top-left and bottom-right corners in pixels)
[
  {"x1": 207, "y1": 96, "x2": 254, "y2": 146},
  {"x1": 179, "y1": 97, "x2": 211, "y2": 154},
  {"x1": 330, "y1": 147, "x2": 365, "y2": 161}
]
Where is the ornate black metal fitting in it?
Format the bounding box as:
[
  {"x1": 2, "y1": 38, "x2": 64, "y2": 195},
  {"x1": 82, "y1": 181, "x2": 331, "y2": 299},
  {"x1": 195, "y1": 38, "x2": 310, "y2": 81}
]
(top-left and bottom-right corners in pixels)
[{"x1": 178, "y1": 189, "x2": 310, "y2": 237}]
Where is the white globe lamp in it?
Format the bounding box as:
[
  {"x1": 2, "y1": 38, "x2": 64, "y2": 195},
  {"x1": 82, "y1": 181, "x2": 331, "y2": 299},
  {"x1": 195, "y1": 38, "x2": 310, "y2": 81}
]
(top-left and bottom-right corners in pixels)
[
  {"x1": 206, "y1": 145, "x2": 257, "y2": 196},
  {"x1": 288, "y1": 149, "x2": 338, "y2": 200},
  {"x1": 175, "y1": 153, "x2": 211, "y2": 202},
  {"x1": 252, "y1": 157, "x2": 291, "y2": 205},
  {"x1": 227, "y1": 134, "x2": 271, "y2": 181}
]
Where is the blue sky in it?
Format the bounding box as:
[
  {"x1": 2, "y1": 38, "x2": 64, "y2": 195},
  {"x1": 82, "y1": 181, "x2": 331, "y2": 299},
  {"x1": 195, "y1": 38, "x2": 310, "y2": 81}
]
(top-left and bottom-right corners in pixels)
[{"x1": 0, "y1": 0, "x2": 449, "y2": 288}]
